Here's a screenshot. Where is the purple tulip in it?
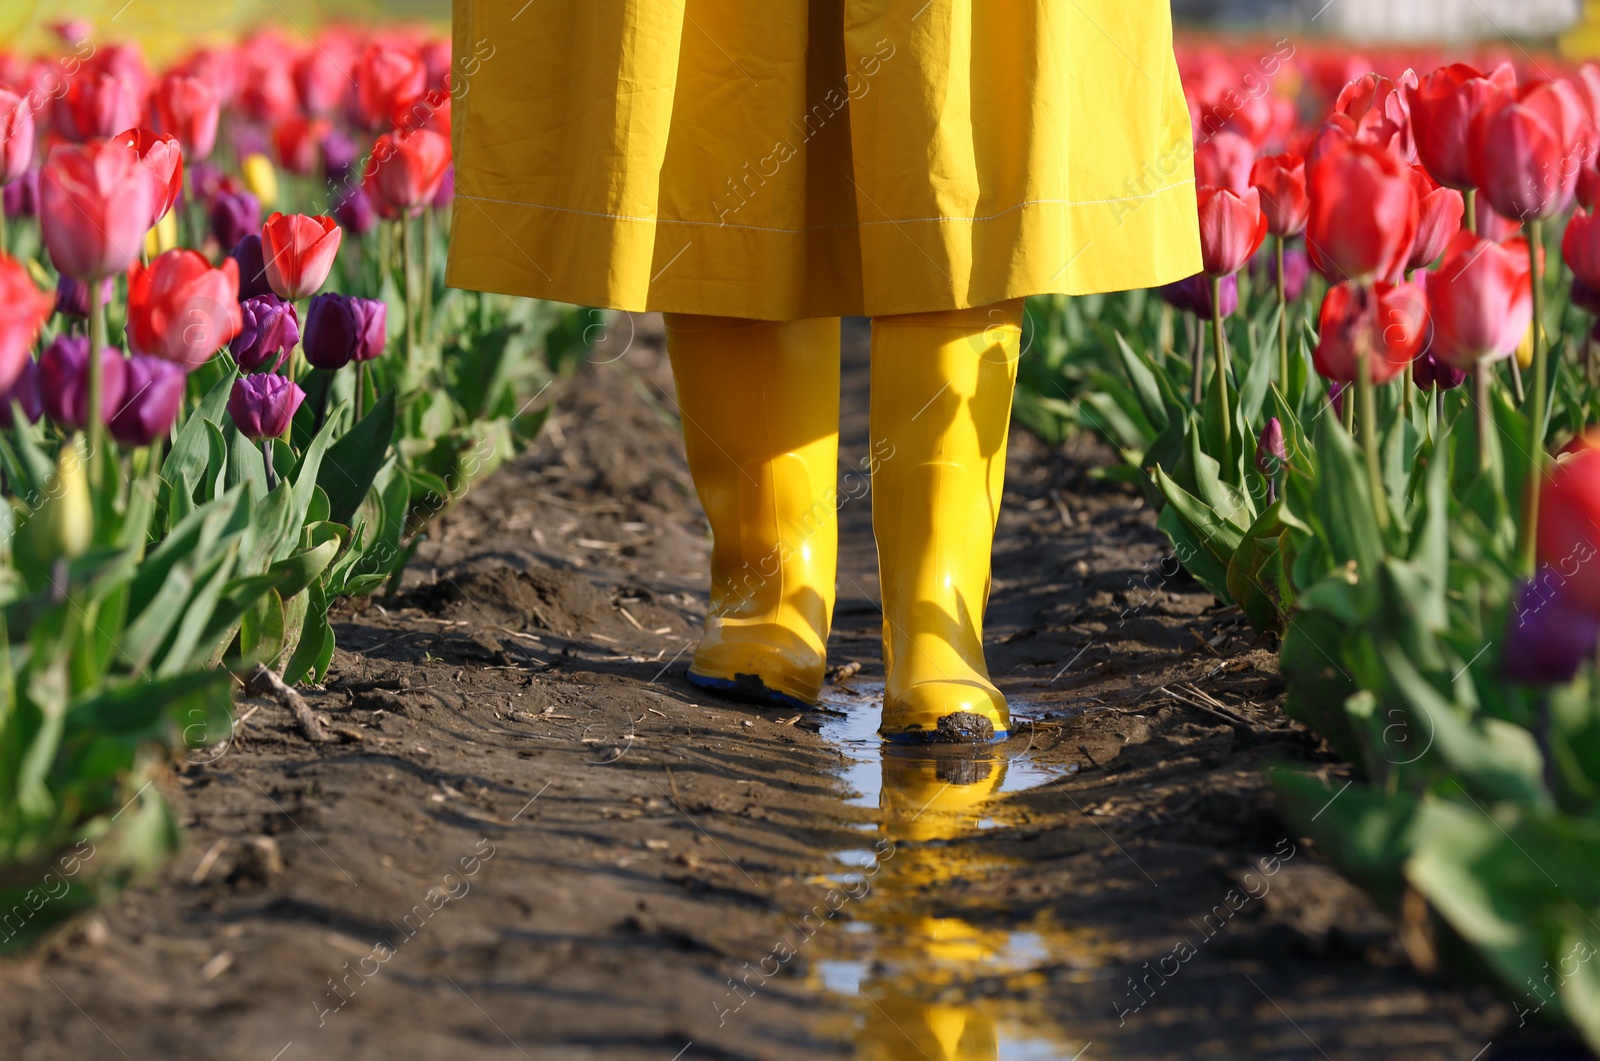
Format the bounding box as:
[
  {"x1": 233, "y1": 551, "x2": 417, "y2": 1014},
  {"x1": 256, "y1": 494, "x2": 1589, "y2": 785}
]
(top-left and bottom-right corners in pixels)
[
  {"x1": 432, "y1": 164, "x2": 454, "y2": 209},
  {"x1": 229, "y1": 234, "x2": 274, "y2": 301},
  {"x1": 1255, "y1": 417, "x2": 1286, "y2": 503},
  {"x1": 1328, "y1": 381, "x2": 1347, "y2": 420},
  {"x1": 230, "y1": 294, "x2": 300, "y2": 372},
  {"x1": 54, "y1": 274, "x2": 114, "y2": 319},
  {"x1": 1574, "y1": 278, "x2": 1600, "y2": 318},
  {"x1": 322, "y1": 129, "x2": 358, "y2": 186},
  {"x1": 39, "y1": 336, "x2": 128, "y2": 432},
  {"x1": 1504, "y1": 569, "x2": 1600, "y2": 685},
  {"x1": 1272, "y1": 244, "x2": 1311, "y2": 302},
  {"x1": 1413, "y1": 350, "x2": 1467, "y2": 392},
  {"x1": 0, "y1": 358, "x2": 42, "y2": 427},
  {"x1": 228, "y1": 373, "x2": 305, "y2": 440},
  {"x1": 1159, "y1": 273, "x2": 1238, "y2": 318},
  {"x1": 303, "y1": 293, "x2": 387, "y2": 370},
  {"x1": 186, "y1": 160, "x2": 225, "y2": 206},
  {"x1": 333, "y1": 186, "x2": 376, "y2": 237},
  {"x1": 3, "y1": 167, "x2": 38, "y2": 218},
  {"x1": 108, "y1": 356, "x2": 186, "y2": 447},
  {"x1": 210, "y1": 187, "x2": 262, "y2": 254},
  {"x1": 232, "y1": 124, "x2": 269, "y2": 162}
]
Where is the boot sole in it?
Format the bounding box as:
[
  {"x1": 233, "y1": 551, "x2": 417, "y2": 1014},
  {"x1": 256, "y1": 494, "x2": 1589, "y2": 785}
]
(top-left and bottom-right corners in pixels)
[{"x1": 685, "y1": 669, "x2": 815, "y2": 711}]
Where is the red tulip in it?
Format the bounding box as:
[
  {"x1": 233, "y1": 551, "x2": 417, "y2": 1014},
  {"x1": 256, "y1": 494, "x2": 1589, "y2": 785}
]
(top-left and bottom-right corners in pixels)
[
  {"x1": 1475, "y1": 195, "x2": 1523, "y2": 242},
  {"x1": 356, "y1": 44, "x2": 426, "y2": 130},
  {"x1": 293, "y1": 49, "x2": 352, "y2": 117},
  {"x1": 1194, "y1": 130, "x2": 1255, "y2": 195},
  {"x1": 1580, "y1": 165, "x2": 1600, "y2": 211},
  {"x1": 392, "y1": 86, "x2": 451, "y2": 139},
  {"x1": 261, "y1": 212, "x2": 343, "y2": 301},
  {"x1": 117, "y1": 128, "x2": 184, "y2": 228},
  {"x1": 126, "y1": 249, "x2": 243, "y2": 369},
  {"x1": 1470, "y1": 80, "x2": 1587, "y2": 223},
  {"x1": 364, "y1": 128, "x2": 451, "y2": 219},
  {"x1": 238, "y1": 33, "x2": 300, "y2": 126},
  {"x1": 1196, "y1": 185, "x2": 1268, "y2": 279},
  {"x1": 1313, "y1": 280, "x2": 1429, "y2": 385},
  {"x1": 1564, "y1": 208, "x2": 1600, "y2": 292},
  {"x1": 0, "y1": 89, "x2": 32, "y2": 185},
  {"x1": 0, "y1": 254, "x2": 53, "y2": 395},
  {"x1": 173, "y1": 46, "x2": 240, "y2": 106},
  {"x1": 1425, "y1": 231, "x2": 1533, "y2": 369},
  {"x1": 1306, "y1": 140, "x2": 1419, "y2": 284},
  {"x1": 273, "y1": 116, "x2": 331, "y2": 177},
  {"x1": 1335, "y1": 70, "x2": 1418, "y2": 163},
  {"x1": 153, "y1": 74, "x2": 220, "y2": 160},
  {"x1": 1249, "y1": 152, "x2": 1309, "y2": 238},
  {"x1": 1537, "y1": 448, "x2": 1600, "y2": 610},
  {"x1": 1408, "y1": 167, "x2": 1464, "y2": 271},
  {"x1": 39, "y1": 140, "x2": 156, "y2": 281},
  {"x1": 1408, "y1": 62, "x2": 1517, "y2": 190},
  {"x1": 63, "y1": 72, "x2": 142, "y2": 141}
]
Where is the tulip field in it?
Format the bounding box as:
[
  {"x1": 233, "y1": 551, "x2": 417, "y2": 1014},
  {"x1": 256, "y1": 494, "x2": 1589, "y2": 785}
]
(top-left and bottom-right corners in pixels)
[
  {"x1": 13, "y1": 8, "x2": 1600, "y2": 1060},
  {"x1": 0, "y1": 20, "x2": 589, "y2": 951},
  {"x1": 1016, "y1": 37, "x2": 1600, "y2": 1052}
]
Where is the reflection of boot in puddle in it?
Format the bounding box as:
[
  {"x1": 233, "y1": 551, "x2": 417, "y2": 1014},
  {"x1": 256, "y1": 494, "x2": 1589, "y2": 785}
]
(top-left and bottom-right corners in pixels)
[
  {"x1": 880, "y1": 750, "x2": 1007, "y2": 844},
  {"x1": 860, "y1": 750, "x2": 1007, "y2": 1060},
  {"x1": 859, "y1": 994, "x2": 999, "y2": 1061}
]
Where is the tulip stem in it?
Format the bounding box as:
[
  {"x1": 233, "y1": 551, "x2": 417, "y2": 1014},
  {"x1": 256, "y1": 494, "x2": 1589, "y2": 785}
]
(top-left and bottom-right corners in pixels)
[
  {"x1": 1189, "y1": 311, "x2": 1204, "y2": 405},
  {"x1": 1524, "y1": 218, "x2": 1548, "y2": 574},
  {"x1": 1275, "y1": 236, "x2": 1290, "y2": 394},
  {"x1": 262, "y1": 439, "x2": 277, "y2": 493},
  {"x1": 356, "y1": 361, "x2": 367, "y2": 421},
  {"x1": 1356, "y1": 351, "x2": 1388, "y2": 533},
  {"x1": 1473, "y1": 365, "x2": 1490, "y2": 473},
  {"x1": 87, "y1": 278, "x2": 106, "y2": 493},
  {"x1": 1507, "y1": 350, "x2": 1526, "y2": 404},
  {"x1": 1211, "y1": 277, "x2": 1230, "y2": 458},
  {"x1": 0, "y1": 207, "x2": 7, "y2": 257},
  {"x1": 421, "y1": 209, "x2": 434, "y2": 346},
  {"x1": 1464, "y1": 188, "x2": 1476, "y2": 236}
]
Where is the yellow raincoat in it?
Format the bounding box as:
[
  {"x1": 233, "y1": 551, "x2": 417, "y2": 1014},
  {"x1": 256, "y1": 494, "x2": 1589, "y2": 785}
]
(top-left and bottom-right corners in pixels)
[{"x1": 446, "y1": 1, "x2": 1201, "y2": 321}]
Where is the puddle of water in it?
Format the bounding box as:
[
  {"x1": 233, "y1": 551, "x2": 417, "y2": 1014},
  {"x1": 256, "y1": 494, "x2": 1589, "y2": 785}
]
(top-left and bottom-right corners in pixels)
[{"x1": 811, "y1": 682, "x2": 1094, "y2": 1061}]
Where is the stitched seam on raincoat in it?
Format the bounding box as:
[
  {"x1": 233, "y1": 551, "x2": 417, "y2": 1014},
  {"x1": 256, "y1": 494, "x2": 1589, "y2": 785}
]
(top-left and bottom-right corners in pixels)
[{"x1": 456, "y1": 180, "x2": 1195, "y2": 235}]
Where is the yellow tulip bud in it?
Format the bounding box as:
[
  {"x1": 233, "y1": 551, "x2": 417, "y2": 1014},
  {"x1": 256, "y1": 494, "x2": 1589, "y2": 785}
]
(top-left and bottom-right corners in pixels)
[
  {"x1": 18, "y1": 444, "x2": 93, "y2": 572},
  {"x1": 144, "y1": 209, "x2": 179, "y2": 258},
  {"x1": 1517, "y1": 324, "x2": 1534, "y2": 370},
  {"x1": 241, "y1": 153, "x2": 279, "y2": 210}
]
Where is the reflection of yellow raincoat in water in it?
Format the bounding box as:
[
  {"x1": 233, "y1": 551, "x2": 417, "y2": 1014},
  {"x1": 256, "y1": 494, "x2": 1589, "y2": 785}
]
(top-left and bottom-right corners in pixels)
[{"x1": 447, "y1": 0, "x2": 1200, "y2": 321}]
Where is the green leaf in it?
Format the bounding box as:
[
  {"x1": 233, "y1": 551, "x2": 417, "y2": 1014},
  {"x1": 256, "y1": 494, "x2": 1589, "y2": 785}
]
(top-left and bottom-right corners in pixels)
[{"x1": 317, "y1": 392, "x2": 397, "y2": 526}]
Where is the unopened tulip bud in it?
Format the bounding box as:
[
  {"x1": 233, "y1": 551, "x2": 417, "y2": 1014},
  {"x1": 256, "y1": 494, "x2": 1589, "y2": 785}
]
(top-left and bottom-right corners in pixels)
[
  {"x1": 241, "y1": 153, "x2": 279, "y2": 210},
  {"x1": 231, "y1": 294, "x2": 300, "y2": 372},
  {"x1": 228, "y1": 373, "x2": 305, "y2": 440},
  {"x1": 108, "y1": 356, "x2": 186, "y2": 447},
  {"x1": 18, "y1": 443, "x2": 93, "y2": 569}
]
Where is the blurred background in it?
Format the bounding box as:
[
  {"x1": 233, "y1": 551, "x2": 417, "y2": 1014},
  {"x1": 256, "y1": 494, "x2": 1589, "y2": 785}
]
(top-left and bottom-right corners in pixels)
[{"x1": 0, "y1": 0, "x2": 1591, "y2": 47}]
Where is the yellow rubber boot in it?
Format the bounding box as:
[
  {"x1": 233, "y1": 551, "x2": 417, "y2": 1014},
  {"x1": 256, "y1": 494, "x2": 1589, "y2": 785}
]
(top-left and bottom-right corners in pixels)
[
  {"x1": 663, "y1": 314, "x2": 841, "y2": 708},
  {"x1": 870, "y1": 300, "x2": 1023, "y2": 742}
]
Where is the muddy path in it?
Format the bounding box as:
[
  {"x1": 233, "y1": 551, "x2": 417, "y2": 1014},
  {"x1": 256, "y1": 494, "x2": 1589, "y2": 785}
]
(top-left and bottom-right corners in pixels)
[{"x1": 0, "y1": 316, "x2": 1539, "y2": 1060}]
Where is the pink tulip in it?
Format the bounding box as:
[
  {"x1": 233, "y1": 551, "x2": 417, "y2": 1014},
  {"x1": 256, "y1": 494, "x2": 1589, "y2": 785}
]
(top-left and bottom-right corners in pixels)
[
  {"x1": 39, "y1": 140, "x2": 155, "y2": 281},
  {"x1": 1197, "y1": 186, "x2": 1267, "y2": 278},
  {"x1": 0, "y1": 88, "x2": 32, "y2": 186},
  {"x1": 1426, "y1": 231, "x2": 1534, "y2": 369},
  {"x1": 1194, "y1": 130, "x2": 1255, "y2": 195},
  {"x1": 1469, "y1": 80, "x2": 1588, "y2": 223},
  {"x1": 153, "y1": 74, "x2": 220, "y2": 160}
]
